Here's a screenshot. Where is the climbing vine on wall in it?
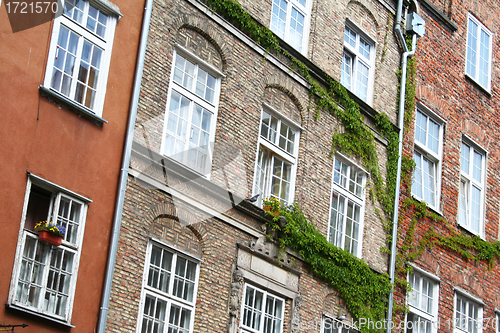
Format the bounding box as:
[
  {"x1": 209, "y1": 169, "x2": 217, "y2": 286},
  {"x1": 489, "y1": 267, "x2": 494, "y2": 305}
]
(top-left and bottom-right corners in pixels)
[
  {"x1": 264, "y1": 198, "x2": 391, "y2": 333},
  {"x1": 202, "y1": 0, "x2": 399, "y2": 326},
  {"x1": 201, "y1": 0, "x2": 400, "y2": 329}
]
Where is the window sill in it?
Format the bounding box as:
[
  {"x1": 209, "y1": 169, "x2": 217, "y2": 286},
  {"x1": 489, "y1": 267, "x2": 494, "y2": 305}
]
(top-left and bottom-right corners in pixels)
[
  {"x1": 457, "y1": 223, "x2": 484, "y2": 240},
  {"x1": 6, "y1": 303, "x2": 75, "y2": 328},
  {"x1": 39, "y1": 86, "x2": 108, "y2": 126},
  {"x1": 410, "y1": 195, "x2": 443, "y2": 217},
  {"x1": 464, "y1": 74, "x2": 492, "y2": 97}
]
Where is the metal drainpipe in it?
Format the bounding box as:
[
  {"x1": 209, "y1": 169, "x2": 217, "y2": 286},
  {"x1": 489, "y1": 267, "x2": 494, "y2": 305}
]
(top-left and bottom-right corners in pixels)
[
  {"x1": 96, "y1": 0, "x2": 153, "y2": 331},
  {"x1": 386, "y1": 2, "x2": 418, "y2": 332}
]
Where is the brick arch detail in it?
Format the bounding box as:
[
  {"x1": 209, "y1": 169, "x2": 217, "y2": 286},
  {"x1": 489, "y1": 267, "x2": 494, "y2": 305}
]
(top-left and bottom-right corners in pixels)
[
  {"x1": 260, "y1": 75, "x2": 306, "y2": 125},
  {"x1": 419, "y1": 250, "x2": 441, "y2": 276},
  {"x1": 170, "y1": 15, "x2": 229, "y2": 72},
  {"x1": 346, "y1": 0, "x2": 380, "y2": 37},
  {"x1": 461, "y1": 119, "x2": 489, "y2": 150},
  {"x1": 141, "y1": 202, "x2": 205, "y2": 255},
  {"x1": 416, "y1": 86, "x2": 450, "y2": 119},
  {"x1": 467, "y1": 0, "x2": 493, "y2": 29},
  {"x1": 451, "y1": 271, "x2": 485, "y2": 299}
]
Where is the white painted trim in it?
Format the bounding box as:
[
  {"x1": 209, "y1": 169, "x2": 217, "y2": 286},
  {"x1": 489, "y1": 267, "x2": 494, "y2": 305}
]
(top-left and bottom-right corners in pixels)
[
  {"x1": 262, "y1": 102, "x2": 303, "y2": 130},
  {"x1": 252, "y1": 108, "x2": 300, "y2": 205},
  {"x1": 8, "y1": 176, "x2": 88, "y2": 324},
  {"x1": 175, "y1": 43, "x2": 225, "y2": 78},
  {"x1": 343, "y1": 19, "x2": 376, "y2": 106},
  {"x1": 411, "y1": 106, "x2": 444, "y2": 212},
  {"x1": 453, "y1": 290, "x2": 484, "y2": 333},
  {"x1": 42, "y1": 1, "x2": 117, "y2": 117},
  {"x1": 406, "y1": 268, "x2": 440, "y2": 332},
  {"x1": 327, "y1": 156, "x2": 367, "y2": 258},
  {"x1": 465, "y1": 13, "x2": 492, "y2": 93},
  {"x1": 136, "y1": 241, "x2": 201, "y2": 333},
  {"x1": 149, "y1": 236, "x2": 203, "y2": 262},
  {"x1": 239, "y1": 283, "x2": 287, "y2": 332},
  {"x1": 28, "y1": 172, "x2": 92, "y2": 202},
  {"x1": 458, "y1": 138, "x2": 486, "y2": 238},
  {"x1": 453, "y1": 288, "x2": 485, "y2": 306},
  {"x1": 407, "y1": 263, "x2": 441, "y2": 282},
  {"x1": 160, "y1": 49, "x2": 221, "y2": 179}
]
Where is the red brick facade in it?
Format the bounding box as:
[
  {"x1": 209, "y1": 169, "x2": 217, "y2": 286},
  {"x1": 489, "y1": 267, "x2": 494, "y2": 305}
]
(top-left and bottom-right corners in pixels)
[{"x1": 393, "y1": 0, "x2": 500, "y2": 332}]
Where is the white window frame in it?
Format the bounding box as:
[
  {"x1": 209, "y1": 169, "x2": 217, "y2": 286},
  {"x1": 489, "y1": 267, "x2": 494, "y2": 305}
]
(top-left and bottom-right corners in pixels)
[
  {"x1": 160, "y1": 47, "x2": 222, "y2": 178},
  {"x1": 327, "y1": 155, "x2": 366, "y2": 258},
  {"x1": 240, "y1": 283, "x2": 285, "y2": 333},
  {"x1": 322, "y1": 315, "x2": 358, "y2": 333},
  {"x1": 453, "y1": 291, "x2": 483, "y2": 333},
  {"x1": 406, "y1": 269, "x2": 440, "y2": 333},
  {"x1": 458, "y1": 138, "x2": 486, "y2": 237},
  {"x1": 269, "y1": 0, "x2": 312, "y2": 54},
  {"x1": 8, "y1": 175, "x2": 90, "y2": 324},
  {"x1": 42, "y1": 0, "x2": 118, "y2": 116},
  {"x1": 465, "y1": 13, "x2": 492, "y2": 92},
  {"x1": 252, "y1": 105, "x2": 300, "y2": 207},
  {"x1": 411, "y1": 106, "x2": 444, "y2": 211},
  {"x1": 137, "y1": 241, "x2": 201, "y2": 333},
  {"x1": 341, "y1": 20, "x2": 376, "y2": 105}
]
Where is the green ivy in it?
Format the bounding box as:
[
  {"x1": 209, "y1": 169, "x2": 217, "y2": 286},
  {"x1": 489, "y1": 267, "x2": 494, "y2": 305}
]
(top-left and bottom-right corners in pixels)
[
  {"x1": 202, "y1": 0, "x2": 400, "y2": 328},
  {"x1": 264, "y1": 198, "x2": 391, "y2": 333}
]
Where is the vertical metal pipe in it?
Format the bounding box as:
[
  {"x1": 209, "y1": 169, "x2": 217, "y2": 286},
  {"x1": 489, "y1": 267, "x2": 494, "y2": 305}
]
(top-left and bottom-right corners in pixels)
[
  {"x1": 386, "y1": 3, "x2": 418, "y2": 331},
  {"x1": 96, "y1": 0, "x2": 153, "y2": 331}
]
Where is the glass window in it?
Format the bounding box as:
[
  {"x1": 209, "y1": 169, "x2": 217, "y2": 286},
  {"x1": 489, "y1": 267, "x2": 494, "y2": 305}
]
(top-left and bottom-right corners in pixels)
[
  {"x1": 253, "y1": 110, "x2": 299, "y2": 207},
  {"x1": 43, "y1": 0, "x2": 117, "y2": 116},
  {"x1": 407, "y1": 271, "x2": 439, "y2": 333},
  {"x1": 270, "y1": 0, "x2": 310, "y2": 53},
  {"x1": 328, "y1": 157, "x2": 365, "y2": 258},
  {"x1": 454, "y1": 294, "x2": 483, "y2": 333},
  {"x1": 138, "y1": 243, "x2": 200, "y2": 333},
  {"x1": 162, "y1": 51, "x2": 221, "y2": 176},
  {"x1": 458, "y1": 141, "x2": 485, "y2": 235},
  {"x1": 9, "y1": 179, "x2": 88, "y2": 323},
  {"x1": 240, "y1": 284, "x2": 284, "y2": 333},
  {"x1": 341, "y1": 24, "x2": 375, "y2": 103},
  {"x1": 412, "y1": 109, "x2": 443, "y2": 209},
  {"x1": 466, "y1": 14, "x2": 492, "y2": 91}
]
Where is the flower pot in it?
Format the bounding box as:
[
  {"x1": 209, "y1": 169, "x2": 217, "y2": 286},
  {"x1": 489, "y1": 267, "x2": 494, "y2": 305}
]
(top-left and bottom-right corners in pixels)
[
  {"x1": 38, "y1": 230, "x2": 63, "y2": 246},
  {"x1": 263, "y1": 205, "x2": 280, "y2": 217}
]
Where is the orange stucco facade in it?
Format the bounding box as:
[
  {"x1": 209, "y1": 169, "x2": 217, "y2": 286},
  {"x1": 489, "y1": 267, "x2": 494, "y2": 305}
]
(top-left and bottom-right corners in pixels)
[{"x1": 0, "y1": 0, "x2": 144, "y2": 330}]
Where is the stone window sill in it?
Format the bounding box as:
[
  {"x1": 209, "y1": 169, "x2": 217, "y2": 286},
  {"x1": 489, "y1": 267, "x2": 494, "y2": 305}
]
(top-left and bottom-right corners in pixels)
[
  {"x1": 39, "y1": 86, "x2": 108, "y2": 126},
  {"x1": 6, "y1": 303, "x2": 75, "y2": 328}
]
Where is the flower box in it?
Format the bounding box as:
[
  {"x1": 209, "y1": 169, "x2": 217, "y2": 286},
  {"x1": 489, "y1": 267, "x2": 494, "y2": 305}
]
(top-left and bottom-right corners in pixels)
[{"x1": 38, "y1": 229, "x2": 63, "y2": 246}]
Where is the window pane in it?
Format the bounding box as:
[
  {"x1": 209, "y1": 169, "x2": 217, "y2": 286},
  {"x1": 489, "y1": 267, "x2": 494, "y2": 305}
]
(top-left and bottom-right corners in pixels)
[
  {"x1": 142, "y1": 295, "x2": 166, "y2": 333},
  {"x1": 289, "y1": 8, "x2": 304, "y2": 51},
  {"x1": 415, "y1": 111, "x2": 427, "y2": 145},
  {"x1": 422, "y1": 157, "x2": 436, "y2": 206},
  {"x1": 479, "y1": 29, "x2": 490, "y2": 87},
  {"x1": 472, "y1": 151, "x2": 482, "y2": 182},
  {"x1": 341, "y1": 52, "x2": 353, "y2": 90},
  {"x1": 466, "y1": 19, "x2": 478, "y2": 77},
  {"x1": 459, "y1": 179, "x2": 468, "y2": 225},
  {"x1": 461, "y1": 143, "x2": 470, "y2": 173},
  {"x1": 355, "y1": 61, "x2": 369, "y2": 102},
  {"x1": 270, "y1": 0, "x2": 287, "y2": 39}
]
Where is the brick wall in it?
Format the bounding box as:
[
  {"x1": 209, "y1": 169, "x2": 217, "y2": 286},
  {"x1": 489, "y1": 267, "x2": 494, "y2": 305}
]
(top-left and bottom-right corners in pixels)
[{"x1": 108, "y1": 0, "x2": 402, "y2": 331}]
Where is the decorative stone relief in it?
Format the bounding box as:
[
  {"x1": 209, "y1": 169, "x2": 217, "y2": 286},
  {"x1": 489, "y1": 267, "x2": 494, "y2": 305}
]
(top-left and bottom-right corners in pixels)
[
  {"x1": 237, "y1": 250, "x2": 251, "y2": 269},
  {"x1": 290, "y1": 295, "x2": 303, "y2": 333},
  {"x1": 227, "y1": 268, "x2": 244, "y2": 333}
]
